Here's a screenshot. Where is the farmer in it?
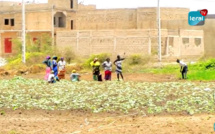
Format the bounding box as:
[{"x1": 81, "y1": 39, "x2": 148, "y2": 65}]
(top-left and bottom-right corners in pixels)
[
  {"x1": 90, "y1": 58, "x2": 101, "y2": 81},
  {"x1": 48, "y1": 71, "x2": 59, "y2": 83},
  {"x1": 70, "y1": 70, "x2": 80, "y2": 82},
  {"x1": 102, "y1": 58, "x2": 112, "y2": 81},
  {"x1": 58, "y1": 57, "x2": 66, "y2": 79},
  {"x1": 43, "y1": 56, "x2": 52, "y2": 80},
  {"x1": 176, "y1": 59, "x2": 188, "y2": 79},
  {"x1": 114, "y1": 55, "x2": 125, "y2": 81},
  {"x1": 52, "y1": 56, "x2": 58, "y2": 77}
]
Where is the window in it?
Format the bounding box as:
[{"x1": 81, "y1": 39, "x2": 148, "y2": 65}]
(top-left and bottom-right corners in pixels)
[
  {"x1": 10, "y1": 19, "x2": 14, "y2": 26},
  {"x1": 71, "y1": 20, "x2": 73, "y2": 30},
  {"x1": 182, "y1": 38, "x2": 189, "y2": 44},
  {"x1": 169, "y1": 37, "x2": 174, "y2": 46},
  {"x1": 59, "y1": 17, "x2": 62, "y2": 27},
  {"x1": 195, "y1": 38, "x2": 201, "y2": 46},
  {"x1": 4, "y1": 19, "x2": 9, "y2": 25},
  {"x1": 71, "y1": 0, "x2": 73, "y2": 8},
  {"x1": 33, "y1": 38, "x2": 38, "y2": 42},
  {"x1": 54, "y1": 12, "x2": 66, "y2": 28}
]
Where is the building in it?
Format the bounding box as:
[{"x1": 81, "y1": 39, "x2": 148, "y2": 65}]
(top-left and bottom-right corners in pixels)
[{"x1": 0, "y1": 0, "x2": 206, "y2": 60}]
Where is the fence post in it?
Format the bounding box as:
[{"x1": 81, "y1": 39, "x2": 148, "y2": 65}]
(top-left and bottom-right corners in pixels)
[
  {"x1": 166, "y1": 37, "x2": 169, "y2": 56},
  {"x1": 90, "y1": 31, "x2": 92, "y2": 55},
  {"x1": 148, "y1": 37, "x2": 151, "y2": 55},
  {"x1": 77, "y1": 31, "x2": 79, "y2": 52},
  {"x1": 114, "y1": 30, "x2": 116, "y2": 52}
]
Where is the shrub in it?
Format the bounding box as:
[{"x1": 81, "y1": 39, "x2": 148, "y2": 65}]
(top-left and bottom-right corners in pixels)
[
  {"x1": 5, "y1": 52, "x2": 47, "y2": 70},
  {"x1": 56, "y1": 47, "x2": 76, "y2": 64},
  {"x1": 65, "y1": 63, "x2": 83, "y2": 74},
  {"x1": 191, "y1": 58, "x2": 215, "y2": 70},
  {"x1": 12, "y1": 38, "x2": 22, "y2": 55},
  {"x1": 203, "y1": 59, "x2": 215, "y2": 69},
  {"x1": 127, "y1": 54, "x2": 151, "y2": 65}
]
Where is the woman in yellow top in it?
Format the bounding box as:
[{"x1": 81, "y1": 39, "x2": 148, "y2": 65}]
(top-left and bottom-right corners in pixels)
[{"x1": 90, "y1": 58, "x2": 101, "y2": 81}]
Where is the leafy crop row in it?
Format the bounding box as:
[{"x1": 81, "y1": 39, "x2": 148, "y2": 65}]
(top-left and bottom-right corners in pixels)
[{"x1": 0, "y1": 76, "x2": 215, "y2": 115}]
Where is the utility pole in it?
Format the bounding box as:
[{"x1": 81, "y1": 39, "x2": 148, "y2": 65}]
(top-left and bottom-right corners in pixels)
[
  {"x1": 51, "y1": 4, "x2": 55, "y2": 46},
  {"x1": 157, "y1": 0, "x2": 161, "y2": 62},
  {"x1": 22, "y1": 0, "x2": 26, "y2": 63}
]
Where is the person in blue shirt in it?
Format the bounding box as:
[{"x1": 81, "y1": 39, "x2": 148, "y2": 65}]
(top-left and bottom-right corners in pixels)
[{"x1": 52, "y1": 56, "x2": 58, "y2": 77}]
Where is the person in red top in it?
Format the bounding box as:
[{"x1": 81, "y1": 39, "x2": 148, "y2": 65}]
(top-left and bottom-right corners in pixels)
[{"x1": 102, "y1": 58, "x2": 112, "y2": 81}]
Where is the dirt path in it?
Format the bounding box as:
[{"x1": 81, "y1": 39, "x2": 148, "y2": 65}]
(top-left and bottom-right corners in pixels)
[
  {"x1": 0, "y1": 72, "x2": 177, "y2": 82},
  {"x1": 0, "y1": 110, "x2": 214, "y2": 134}
]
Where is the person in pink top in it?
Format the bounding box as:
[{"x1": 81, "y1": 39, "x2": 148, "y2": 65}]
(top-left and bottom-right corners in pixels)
[{"x1": 43, "y1": 56, "x2": 52, "y2": 80}]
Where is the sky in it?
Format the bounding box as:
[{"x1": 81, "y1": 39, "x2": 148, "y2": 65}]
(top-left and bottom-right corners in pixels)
[{"x1": 1, "y1": 0, "x2": 215, "y2": 14}]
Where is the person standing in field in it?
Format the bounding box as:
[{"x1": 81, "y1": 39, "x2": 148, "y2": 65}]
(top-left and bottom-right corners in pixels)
[
  {"x1": 90, "y1": 58, "x2": 101, "y2": 81},
  {"x1": 58, "y1": 57, "x2": 66, "y2": 79},
  {"x1": 176, "y1": 59, "x2": 188, "y2": 79},
  {"x1": 102, "y1": 58, "x2": 112, "y2": 81},
  {"x1": 43, "y1": 56, "x2": 52, "y2": 80},
  {"x1": 114, "y1": 55, "x2": 125, "y2": 81},
  {"x1": 52, "y1": 56, "x2": 58, "y2": 77}
]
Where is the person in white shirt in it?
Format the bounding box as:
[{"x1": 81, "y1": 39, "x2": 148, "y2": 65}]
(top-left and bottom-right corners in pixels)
[
  {"x1": 48, "y1": 71, "x2": 56, "y2": 83},
  {"x1": 176, "y1": 59, "x2": 188, "y2": 79},
  {"x1": 58, "y1": 57, "x2": 66, "y2": 79},
  {"x1": 102, "y1": 58, "x2": 112, "y2": 80},
  {"x1": 114, "y1": 55, "x2": 125, "y2": 81}
]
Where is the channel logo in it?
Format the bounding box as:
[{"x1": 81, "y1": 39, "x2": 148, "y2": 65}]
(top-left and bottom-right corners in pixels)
[{"x1": 188, "y1": 9, "x2": 208, "y2": 26}]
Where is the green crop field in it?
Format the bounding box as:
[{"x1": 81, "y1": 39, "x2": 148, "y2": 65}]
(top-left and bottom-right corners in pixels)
[{"x1": 0, "y1": 76, "x2": 215, "y2": 115}]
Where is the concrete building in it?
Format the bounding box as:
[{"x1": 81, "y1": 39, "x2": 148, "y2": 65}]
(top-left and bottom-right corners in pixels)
[{"x1": 0, "y1": 0, "x2": 207, "y2": 59}]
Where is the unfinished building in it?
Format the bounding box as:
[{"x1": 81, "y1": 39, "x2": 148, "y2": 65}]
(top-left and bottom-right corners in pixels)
[{"x1": 0, "y1": 0, "x2": 208, "y2": 59}]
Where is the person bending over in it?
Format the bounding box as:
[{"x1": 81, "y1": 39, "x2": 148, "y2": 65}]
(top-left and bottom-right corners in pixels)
[{"x1": 176, "y1": 59, "x2": 188, "y2": 79}]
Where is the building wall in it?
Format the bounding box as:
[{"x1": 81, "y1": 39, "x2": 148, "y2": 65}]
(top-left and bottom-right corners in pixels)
[
  {"x1": 203, "y1": 19, "x2": 215, "y2": 57},
  {"x1": 48, "y1": 0, "x2": 78, "y2": 10},
  {"x1": 76, "y1": 9, "x2": 137, "y2": 30},
  {"x1": 0, "y1": 1, "x2": 19, "y2": 7},
  {"x1": 75, "y1": 8, "x2": 190, "y2": 30},
  {"x1": 56, "y1": 29, "x2": 204, "y2": 58},
  {"x1": 0, "y1": 4, "x2": 53, "y2": 31},
  {"x1": 137, "y1": 8, "x2": 189, "y2": 29}
]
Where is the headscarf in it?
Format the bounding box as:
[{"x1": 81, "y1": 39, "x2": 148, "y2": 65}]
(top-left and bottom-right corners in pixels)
[
  {"x1": 72, "y1": 70, "x2": 76, "y2": 73},
  {"x1": 46, "y1": 56, "x2": 51, "y2": 60},
  {"x1": 52, "y1": 56, "x2": 57, "y2": 60}
]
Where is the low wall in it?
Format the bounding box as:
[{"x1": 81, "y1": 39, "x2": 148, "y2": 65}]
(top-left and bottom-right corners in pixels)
[{"x1": 56, "y1": 29, "x2": 204, "y2": 58}]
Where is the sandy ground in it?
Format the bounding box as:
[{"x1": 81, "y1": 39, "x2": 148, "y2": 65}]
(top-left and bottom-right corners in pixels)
[{"x1": 0, "y1": 109, "x2": 215, "y2": 134}]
